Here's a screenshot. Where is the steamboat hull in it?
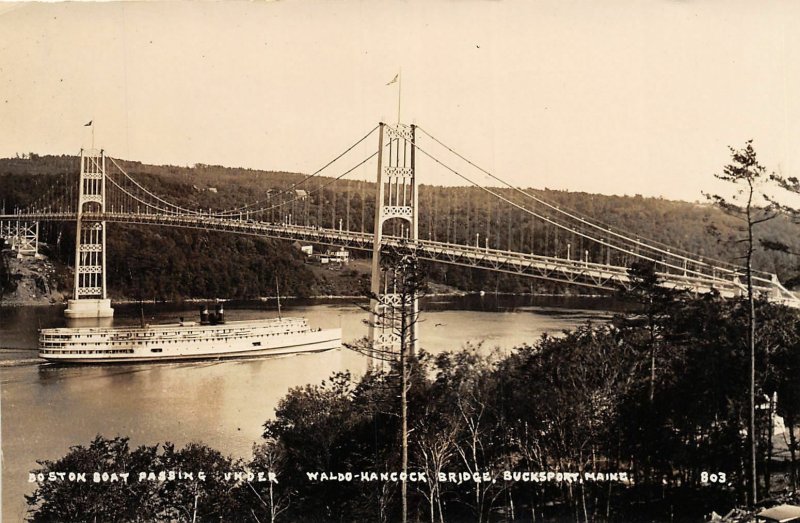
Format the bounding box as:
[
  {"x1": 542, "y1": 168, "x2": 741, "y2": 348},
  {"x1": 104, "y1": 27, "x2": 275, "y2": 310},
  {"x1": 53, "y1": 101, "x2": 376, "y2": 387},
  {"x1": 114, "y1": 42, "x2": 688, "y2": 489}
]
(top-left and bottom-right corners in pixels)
[{"x1": 39, "y1": 317, "x2": 342, "y2": 364}]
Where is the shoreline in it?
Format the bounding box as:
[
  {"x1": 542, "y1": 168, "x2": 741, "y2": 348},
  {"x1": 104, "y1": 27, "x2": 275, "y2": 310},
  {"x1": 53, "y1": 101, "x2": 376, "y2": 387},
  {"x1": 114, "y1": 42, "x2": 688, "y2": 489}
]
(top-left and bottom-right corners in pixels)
[{"x1": 0, "y1": 291, "x2": 611, "y2": 309}]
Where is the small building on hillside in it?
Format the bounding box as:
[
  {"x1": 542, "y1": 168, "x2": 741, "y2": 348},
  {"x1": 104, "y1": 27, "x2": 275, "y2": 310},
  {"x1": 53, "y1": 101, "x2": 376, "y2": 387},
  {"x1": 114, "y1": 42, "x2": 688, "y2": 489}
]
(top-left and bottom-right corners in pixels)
[
  {"x1": 325, "y1": 248, "x2": 349, "y2": 264},
  {"x1": 306, "y1": 248, "x2": 350, "y2": 267},
  {"x1": 293, "y1": 241, "x2": 314, "y2": 256}
]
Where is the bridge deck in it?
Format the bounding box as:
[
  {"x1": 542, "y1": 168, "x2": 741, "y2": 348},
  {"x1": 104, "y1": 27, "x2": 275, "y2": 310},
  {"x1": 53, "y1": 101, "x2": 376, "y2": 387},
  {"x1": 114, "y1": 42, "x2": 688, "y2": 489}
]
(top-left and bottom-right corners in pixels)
[{"x1": 3, "y1": 211, "x2": 796, "y2": 307}]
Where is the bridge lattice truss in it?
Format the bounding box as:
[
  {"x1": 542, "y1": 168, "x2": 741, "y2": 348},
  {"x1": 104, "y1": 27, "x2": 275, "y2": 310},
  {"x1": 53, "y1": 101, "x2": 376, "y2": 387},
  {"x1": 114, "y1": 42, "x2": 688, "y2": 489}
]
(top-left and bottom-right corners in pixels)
[{"x1": 1, "y1": 123, "x2": 796, "y2": 306}]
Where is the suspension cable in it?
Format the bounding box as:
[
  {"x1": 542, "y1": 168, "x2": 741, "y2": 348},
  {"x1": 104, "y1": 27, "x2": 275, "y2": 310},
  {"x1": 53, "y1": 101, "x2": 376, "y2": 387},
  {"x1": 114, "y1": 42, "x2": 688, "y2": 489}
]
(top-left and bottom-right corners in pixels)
[
  {"x1": 417, "y1": 126, "x2": 743, "y2": 272},
  {"x1": 237, "y1": 149, "x2": 380, "y2": 216},
  {"x1": 108, "y1": 157, "x2": 201, "y2": 215},
  {"x1": 104, "y1": 174, "x2": 187, "y2": 215},
  {"x1": 105, "y1": 147, "x2": 379, "y2": 220},
  {"x1": 214, "y1": 124, "x2": 380, "y2": 216},
  {"x1": 105, "y1": 124, "x2": 379, "y2": 219},
  {"x1": 408, "y1": 136, "x2": 747, "y2": 279}
]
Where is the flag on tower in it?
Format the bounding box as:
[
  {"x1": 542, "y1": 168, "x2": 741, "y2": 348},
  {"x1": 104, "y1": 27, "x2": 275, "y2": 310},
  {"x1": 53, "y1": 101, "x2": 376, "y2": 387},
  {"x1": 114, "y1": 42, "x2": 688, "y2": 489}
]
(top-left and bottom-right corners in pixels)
[
  {"x1": 84, "y1": 120, "x2": 93, "y2": 127},
  {"x1": 386, "y1": 74, "x2": 399, "y2": 86}
]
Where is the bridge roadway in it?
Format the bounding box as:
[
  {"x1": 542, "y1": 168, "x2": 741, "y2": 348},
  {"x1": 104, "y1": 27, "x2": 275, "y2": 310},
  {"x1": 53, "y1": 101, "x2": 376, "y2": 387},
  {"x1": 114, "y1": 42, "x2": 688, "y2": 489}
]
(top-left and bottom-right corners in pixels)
[{"x1": 3, "y1": 211, "x2": 798, "y2": 306}]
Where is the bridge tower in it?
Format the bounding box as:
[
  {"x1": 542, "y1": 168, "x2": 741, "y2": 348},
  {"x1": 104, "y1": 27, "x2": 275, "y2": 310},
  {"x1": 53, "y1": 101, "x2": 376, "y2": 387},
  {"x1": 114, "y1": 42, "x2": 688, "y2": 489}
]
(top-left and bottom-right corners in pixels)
[
  {"x1": 368, "y1": 122, "x2": 419, "y2": 367},
  {"x1": 65, "y1": 149, "x2": 114, "y2": 318},
  {"x1": 0, "y1": 220, "x2": 40, "y2": 257}
]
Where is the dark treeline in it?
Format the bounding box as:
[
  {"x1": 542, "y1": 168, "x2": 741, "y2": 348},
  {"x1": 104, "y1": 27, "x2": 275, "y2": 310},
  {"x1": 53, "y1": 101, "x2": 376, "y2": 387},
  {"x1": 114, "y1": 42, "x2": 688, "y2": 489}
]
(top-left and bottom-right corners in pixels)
[
  {"x1": 25, "y1": 269, "x2": 800, "y2": 522},
  {"x1": 105, "y1": 227, "x2": 318, "y2": 301},
  {"x1": 4, "y1": 218, "x2": 320, "y2": 301},
  {"x1": 3, "y1": 154, "x2": 800, "y2": 299}
]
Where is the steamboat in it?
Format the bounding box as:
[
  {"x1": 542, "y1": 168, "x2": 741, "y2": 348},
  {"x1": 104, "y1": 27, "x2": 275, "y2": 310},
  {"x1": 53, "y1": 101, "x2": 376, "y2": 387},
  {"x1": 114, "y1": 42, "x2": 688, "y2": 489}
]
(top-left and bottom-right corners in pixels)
[{"x1": 38, "y1": 304, "x2": 341, "y2": 363}]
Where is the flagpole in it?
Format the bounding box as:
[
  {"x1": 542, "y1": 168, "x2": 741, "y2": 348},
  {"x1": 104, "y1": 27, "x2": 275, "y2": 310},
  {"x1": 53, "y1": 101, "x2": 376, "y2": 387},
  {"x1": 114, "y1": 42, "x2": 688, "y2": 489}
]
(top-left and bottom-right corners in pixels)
[
  {"x1": 397, "y1": 70, "x2": 402, "y2": 125},
  {"x1": 92, "y1": 124, "x2": 95, "y2": 150}
]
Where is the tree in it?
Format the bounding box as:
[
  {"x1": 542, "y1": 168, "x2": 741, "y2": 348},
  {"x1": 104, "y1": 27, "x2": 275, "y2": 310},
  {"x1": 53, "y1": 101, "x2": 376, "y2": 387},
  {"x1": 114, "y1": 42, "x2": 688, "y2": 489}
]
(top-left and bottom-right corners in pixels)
[
  {"x1": 262, "y1": 372, "x2": 366, "y2": 520},
  {"x1": 706, "y1": 140, "x2": 777, "y2": 506},
  {"x1": 378, "y1": 248, "x2": 426, "y2": 523},
  {"x1": 765, "y1": 169, "x2": 800, "y2": 493},
  {"x1": 616, "y1": 260, "x2": 684, "y2": 403},
  {"x1": 25, "y1": 436, "x2": 139, "y2": 522},
  {"x1": 25, "y1": 436, "x2": 242, "y2": 522},
  {"x1": 156, "y1": 442, "x2": 242, "y2": 521},
  {"x1": 244, "y1": 442, "x2": 293, "y2": 523},
  {"x1": 772, "y1": 326, "x2": 800, "y2": 491},
  {"x1": 413, "y1": 402, "x2": 458, "y2": 523},
  {"x1": 433, "y1": 348, "x2": 507, "y2": 523},
  {"x1": 349, "y1": 244, "x2": 428, "y2": 523}
]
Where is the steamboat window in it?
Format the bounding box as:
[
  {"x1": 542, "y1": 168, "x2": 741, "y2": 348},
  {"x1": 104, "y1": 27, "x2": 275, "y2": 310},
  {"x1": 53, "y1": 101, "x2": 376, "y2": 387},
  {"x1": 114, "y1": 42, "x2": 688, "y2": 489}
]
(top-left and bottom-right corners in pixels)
[
  {"x1": 151, "y1": 348, "x2": 163, "y2": 353},
  {"x1": 252, "y1": 342, "x2": 261, "y2": 346}
]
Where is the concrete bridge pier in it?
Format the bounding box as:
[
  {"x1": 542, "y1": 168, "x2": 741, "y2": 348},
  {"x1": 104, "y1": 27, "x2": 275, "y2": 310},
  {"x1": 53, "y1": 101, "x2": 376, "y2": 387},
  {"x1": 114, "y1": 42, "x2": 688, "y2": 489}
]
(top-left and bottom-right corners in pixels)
[{"x1": 65, "y1": 298, "x2": 114, "y2": 319}]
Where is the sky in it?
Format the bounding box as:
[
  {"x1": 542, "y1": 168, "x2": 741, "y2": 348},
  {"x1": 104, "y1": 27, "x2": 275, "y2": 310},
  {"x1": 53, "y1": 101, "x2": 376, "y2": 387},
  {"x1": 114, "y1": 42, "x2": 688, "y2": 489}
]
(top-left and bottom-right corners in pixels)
[{"x1": 1, "y1": 0, "x2": 799, "y2": 202}]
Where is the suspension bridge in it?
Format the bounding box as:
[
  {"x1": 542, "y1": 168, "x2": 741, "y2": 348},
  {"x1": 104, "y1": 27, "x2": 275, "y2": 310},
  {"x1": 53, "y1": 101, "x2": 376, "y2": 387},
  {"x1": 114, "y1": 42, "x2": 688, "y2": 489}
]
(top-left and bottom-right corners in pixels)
[{"x1": 1, "y1": 122, "x2": 797, "y2": 350}]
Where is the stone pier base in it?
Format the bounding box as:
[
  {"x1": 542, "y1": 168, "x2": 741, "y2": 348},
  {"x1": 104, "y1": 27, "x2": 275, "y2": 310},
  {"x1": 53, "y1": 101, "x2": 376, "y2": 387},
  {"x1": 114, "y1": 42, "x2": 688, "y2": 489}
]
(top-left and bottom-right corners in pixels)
[{"x1": 65, "y1": 299, "x2": 114, "y2": 319}]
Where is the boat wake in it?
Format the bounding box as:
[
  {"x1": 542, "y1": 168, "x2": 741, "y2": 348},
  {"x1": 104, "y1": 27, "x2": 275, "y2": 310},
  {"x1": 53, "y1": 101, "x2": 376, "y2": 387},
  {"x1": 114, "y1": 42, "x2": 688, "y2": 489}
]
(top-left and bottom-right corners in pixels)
[{"x1": 0, "y1": 358, "x2": 44, "y2": 367}]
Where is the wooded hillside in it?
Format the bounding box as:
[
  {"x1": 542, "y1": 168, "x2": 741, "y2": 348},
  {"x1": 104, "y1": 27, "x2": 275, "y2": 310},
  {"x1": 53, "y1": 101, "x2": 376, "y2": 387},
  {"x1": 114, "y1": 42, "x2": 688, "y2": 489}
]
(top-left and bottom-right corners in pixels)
[{"x1": 2, "y1": 154, "x2": 799, "y2": 300}]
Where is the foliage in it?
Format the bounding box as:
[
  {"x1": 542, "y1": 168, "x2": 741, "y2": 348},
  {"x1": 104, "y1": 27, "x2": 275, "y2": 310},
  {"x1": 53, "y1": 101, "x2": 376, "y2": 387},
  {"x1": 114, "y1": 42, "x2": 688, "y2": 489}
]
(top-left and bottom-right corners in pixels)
[
  {"x1": 25, "y1": 287, "x2": 800, "y2": 521},
  {"x1": 25, "y1": 437, "x2": 242, "y2": 522},
  {"x1": 706, "y1": 140, "x2": 777, "y2": 506},
  {"x1": 105, "y1": 226, "x2": 317, "y2": 301},
  {"x1": 257, "y1": 287, "x2": 800, "y2": 521},
  {"x1": 4, "y1": 154, "x2": 800, "y2": 301}
]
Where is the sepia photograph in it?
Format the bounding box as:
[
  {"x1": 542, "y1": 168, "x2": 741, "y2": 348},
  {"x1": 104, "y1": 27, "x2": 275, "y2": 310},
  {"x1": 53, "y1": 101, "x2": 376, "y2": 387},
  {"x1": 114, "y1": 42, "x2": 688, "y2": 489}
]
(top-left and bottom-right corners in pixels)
[{"x1": 2, "y1": 1, "x2": 800, "y2": 521}]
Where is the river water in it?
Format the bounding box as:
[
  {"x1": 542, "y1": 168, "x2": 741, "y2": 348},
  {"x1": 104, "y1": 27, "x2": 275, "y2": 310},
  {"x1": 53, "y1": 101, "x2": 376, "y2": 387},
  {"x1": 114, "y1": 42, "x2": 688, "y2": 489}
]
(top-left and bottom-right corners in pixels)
[{"x1": 0, "y1": 295, "x2": 615, "y2": 521}]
